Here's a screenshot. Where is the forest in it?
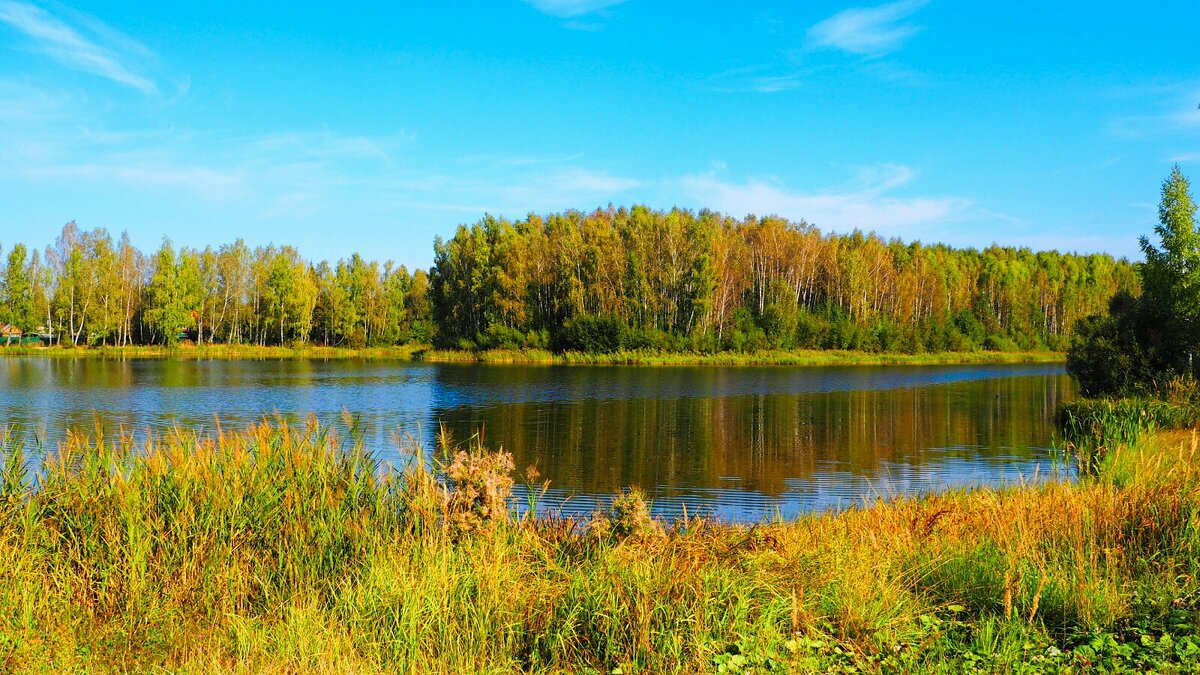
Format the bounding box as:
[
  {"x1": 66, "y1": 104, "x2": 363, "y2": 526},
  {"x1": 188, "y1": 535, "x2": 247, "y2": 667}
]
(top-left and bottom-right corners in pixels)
[
  {"x1": 0, "y1": 208, "x2": 1138, "y2": 352},
  {"x1": 0, "y1": 222, "x2": 432, "y2": 348}
]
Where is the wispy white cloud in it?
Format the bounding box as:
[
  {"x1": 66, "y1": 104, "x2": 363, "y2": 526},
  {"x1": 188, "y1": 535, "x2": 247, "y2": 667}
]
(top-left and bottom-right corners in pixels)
[
  {"x1": 1106, "y1": 83, "x2": 1200, "y2": 139},
  {"x1": 0, "y1": 79, "x2": 68, "y2": 120},
  {"x1": 1172, "y1": 106, "x2": 1200, "y2": 128},
  {"x1": 251, "y1": 130, "x2": 413, "y2": 165},
  {"x1": 27, "y1": 161, "x2": 246, "y2": 197},
  {"x1": 0, "y1": 93, "x2": 642, "y2": 224},
  {"x1": 707, "y1": 1, "x2": 931, "y2": 94},
  {"x1": 458, "y1": 151, "x2": 586, "y2": 167},
  {"x1": 674, "y1": 165, "x2": 1120, "y2": 253},
  {"x1": 387, "y1": 165, "x2": 642, "y2": 215},
  {"x1": 857, "y1": 60, "x2": 931, "y2": 86},
  {"x1": 703, "y1": 65, "x2": 831, "y2": 94},
  {"x1": 677, "y1": 164, "x2": 970, "y2": 235},
  {"x1": 748, "y1": 74, "x2": 805, "y2": 93},
  {"x1": 0, "y1": 0, "x2": 157, "y2": 93},
  {"x1": 540, "y1": 166, "x2": 640, "y2": 195},
  {"x1": 0, "y1": 112, "x2": 421, "y2": 211},
  {"x1": 521, "y1": 0, "x2": 627, "y2": 18},
  {"x1": 806, "y1": 0, "x2": 928, "y2": 58}
]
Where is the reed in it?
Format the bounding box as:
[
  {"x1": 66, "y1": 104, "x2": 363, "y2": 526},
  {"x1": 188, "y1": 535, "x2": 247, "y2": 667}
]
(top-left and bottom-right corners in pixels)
[
  {"x1": 0, "y1": 418, "x2": 1196, "y2": 673},
  {"x1": 1055, "y1": 397, "x2": 1200, "y2": 475}
]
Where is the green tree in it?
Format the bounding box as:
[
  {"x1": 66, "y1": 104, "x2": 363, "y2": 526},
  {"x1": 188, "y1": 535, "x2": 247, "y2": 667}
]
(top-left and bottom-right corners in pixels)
[
  {"x1": 1139, "y1": 165, "x2": 1200, "y2": 372},
  {"x1": 144, "y1": 240, "x2": 201, "y2": 345},
  {"x1": 1068, "y1": 166, "x2": 1200, "y2": 396},
  {"x1": 2, "y1": 243, "x2": 37, "y2": 331}
]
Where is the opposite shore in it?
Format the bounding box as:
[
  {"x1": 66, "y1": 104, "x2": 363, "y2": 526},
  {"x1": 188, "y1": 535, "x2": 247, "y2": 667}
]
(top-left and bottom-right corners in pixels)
[{"x1": 0, "y1": 343, "x2": 1065, "y2": 366}]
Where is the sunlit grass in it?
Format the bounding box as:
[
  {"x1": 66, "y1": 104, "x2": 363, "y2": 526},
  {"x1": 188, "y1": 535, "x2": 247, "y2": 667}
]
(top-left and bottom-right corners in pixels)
[
  {"x1": 0, "y1": 417, "x2": 1196, "y2": 672},
  {"x1": 418, "y1": 348, "x2": 1066, "y2": 367},
  {"x1": 1056, "y1": 397, "x2": 1200, "y2": 475},
  {"x1": 0, "y1": 343, "x2": 1065, "y2": 367}
]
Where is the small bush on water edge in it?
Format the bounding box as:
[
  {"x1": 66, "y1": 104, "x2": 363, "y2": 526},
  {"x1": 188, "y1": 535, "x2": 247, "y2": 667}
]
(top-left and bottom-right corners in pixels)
[
  {"x1": 0, "y1": 419, "x2": 1197, "y2": 673},
  {"x1": 438, "y1": 429, "x2": 516, "y2": 537},
  {"x1": 588, "y1": 487, "x2": 663, "y2": 541}
]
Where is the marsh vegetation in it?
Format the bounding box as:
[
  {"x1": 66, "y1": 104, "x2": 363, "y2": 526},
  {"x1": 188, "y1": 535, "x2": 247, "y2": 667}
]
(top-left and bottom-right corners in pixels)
[{"x1": 0, "y1": 416, "x2": 1197, "y2": 673}]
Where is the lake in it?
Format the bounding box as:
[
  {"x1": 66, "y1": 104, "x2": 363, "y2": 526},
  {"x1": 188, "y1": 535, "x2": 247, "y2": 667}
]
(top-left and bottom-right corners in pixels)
[{"x1": 0, "y1": 357, "x2": 1075, "y2": 521}]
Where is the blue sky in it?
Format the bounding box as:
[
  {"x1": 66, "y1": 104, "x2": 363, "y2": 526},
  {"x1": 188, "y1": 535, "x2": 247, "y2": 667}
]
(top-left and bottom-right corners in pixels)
[{"x1": 0, "y1": 0, "x2": 1196, "y2": 267}]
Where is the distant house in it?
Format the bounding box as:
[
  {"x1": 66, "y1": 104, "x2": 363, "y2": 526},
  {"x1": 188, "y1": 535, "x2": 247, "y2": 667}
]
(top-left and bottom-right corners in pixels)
[{"x1": 0, "y1": 323, "x2": 21, "y2": 346}]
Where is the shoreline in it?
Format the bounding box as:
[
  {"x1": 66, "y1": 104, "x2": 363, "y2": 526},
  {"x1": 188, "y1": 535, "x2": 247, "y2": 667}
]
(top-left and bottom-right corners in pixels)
[
  {"x1": 0, "y1": 420, "x2": 1194, "y2": 671},
  {"x1": 0, "y1": 343, "x2": 1066, "y2": 366}
]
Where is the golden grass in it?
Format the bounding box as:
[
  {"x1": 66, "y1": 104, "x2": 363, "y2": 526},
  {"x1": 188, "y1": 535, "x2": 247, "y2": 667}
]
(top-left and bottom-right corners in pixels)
[
  {"x1": 417, "y1": 348, "x2": 1066, "y2": 367},
  {"x1": 0, "y1": 420, "x2": 1196, "y2": 672}
]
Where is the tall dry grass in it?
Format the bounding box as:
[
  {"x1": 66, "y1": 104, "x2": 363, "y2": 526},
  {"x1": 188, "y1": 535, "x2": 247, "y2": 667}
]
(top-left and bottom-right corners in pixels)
[{"x1": 0, "y1": 419, "x2": 1197, "y2": 672}]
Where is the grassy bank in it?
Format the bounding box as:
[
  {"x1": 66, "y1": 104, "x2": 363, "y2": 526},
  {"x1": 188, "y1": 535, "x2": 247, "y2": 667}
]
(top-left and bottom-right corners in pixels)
[
  {"x1": 1, "y1": 344, "x2": 1065, "y2": 366},
  {"x1": 0, "y1": 419, "x2": 1197, "y2": 673},
  {"x1": 417, "y1": 348, "x2": 1066, "y2": 367}
]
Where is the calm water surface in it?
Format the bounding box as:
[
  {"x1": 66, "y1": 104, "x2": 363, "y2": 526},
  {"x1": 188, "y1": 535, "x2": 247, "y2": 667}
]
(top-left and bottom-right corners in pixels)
[{"x1": 0, "y1": 358, "x2": 1075, "y2": 521}]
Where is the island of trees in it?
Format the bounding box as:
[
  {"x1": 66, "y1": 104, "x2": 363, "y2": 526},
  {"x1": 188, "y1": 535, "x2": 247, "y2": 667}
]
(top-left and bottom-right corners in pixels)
[{"x1": 1, "y1": 210, "x2": 1136, "y2": 355}]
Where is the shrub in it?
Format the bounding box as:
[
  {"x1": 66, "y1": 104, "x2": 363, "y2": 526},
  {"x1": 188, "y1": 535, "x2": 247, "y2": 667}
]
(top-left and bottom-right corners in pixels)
[
  {"x1": 983, "y1": 334, "x2": 1018, "y2": 352},
  {"x1": 590, "y1": 487, "x2": 662, "y2": 540},
  {"x1": 441, "y1": 444, "x2": 516, "y2": 537},
  {"x1": 952, "y1": 310, "x2": 986, "y2": 349},
  {"x1": 556, "y1": 315, "x2": 626, "y2": 353},
  {"x1": 875, "y1": 320, "x2": 902, "y2": 353},
  {"x1": 524, "y1": 328, "x2": 550, "y2": 350},
  {"x1": 794, "y1": 312, "x2": 827, "y2": 349},
  {"x1": 1066, "y1": 292, "x2": 1158, "y2": 398},
  {"x1": 480, "y1": 322, "x2": 525, "y2": 350}
]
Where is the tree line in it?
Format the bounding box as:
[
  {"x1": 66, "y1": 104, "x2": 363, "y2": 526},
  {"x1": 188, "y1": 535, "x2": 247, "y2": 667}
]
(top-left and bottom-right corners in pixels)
[
  {"x1": 431, "y1": 207, "x2": 1137, "y2": 353},
  {"x1": 0, "y1": 222, "x2": 431, "y2": 347},
  {"x1": 1, "y1": 209, "x2": 1137, "y2": 352}
]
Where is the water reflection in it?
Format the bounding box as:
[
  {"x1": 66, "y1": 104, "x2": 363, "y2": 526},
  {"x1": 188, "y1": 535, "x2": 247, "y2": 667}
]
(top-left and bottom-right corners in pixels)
[
  {"x1": 436, "y1": 367, "x2": 1074, "y2": 519},
  {"x1": 0, "y1": 357, "x2": 1073, "y2": 521}
]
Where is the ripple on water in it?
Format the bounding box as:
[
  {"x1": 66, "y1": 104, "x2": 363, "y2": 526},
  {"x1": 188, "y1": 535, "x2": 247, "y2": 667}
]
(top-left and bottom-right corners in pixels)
[{"x1": 0, "y1": 359, "x2": 1075, "y2": 522}]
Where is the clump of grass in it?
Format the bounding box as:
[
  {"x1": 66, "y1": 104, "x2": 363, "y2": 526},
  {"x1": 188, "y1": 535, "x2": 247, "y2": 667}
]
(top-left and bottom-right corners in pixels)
[
  {"x1": 0, "y1": 426, "x2": 29, "y2": 504},
  {"x1": 1055, "y1": 397, "x2": 1200, "y2": 473},
  {"x1": 0, "y1": 418, "x2": 1197, "y2": 672},
  {"x1": 589, "y1": 487, "x2": 663, "y2": 540},
  {"x1": 439, "y1": 432, "x2": 516, "y2": 537}
]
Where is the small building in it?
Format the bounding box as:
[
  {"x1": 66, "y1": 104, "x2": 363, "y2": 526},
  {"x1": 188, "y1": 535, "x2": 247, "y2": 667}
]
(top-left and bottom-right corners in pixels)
[
  {"x1": 0, "y1": 323, "x2": 21, "y2": 346},
  {"x1": 33, "y1": 326, "x2": 56, "y2": 346}
]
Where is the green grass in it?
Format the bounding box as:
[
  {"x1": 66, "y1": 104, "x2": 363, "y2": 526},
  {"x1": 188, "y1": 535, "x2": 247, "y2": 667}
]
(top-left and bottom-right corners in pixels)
[
  {"x1": 0, "y1": 416, "x2": 1197, "y2": 672},
  {"x1": 1055, "y1": 397, "x2": 1200, "y2": 475},
  {"x1": 417, "y1": 347, "x2": 1066, "y2": 367}
]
